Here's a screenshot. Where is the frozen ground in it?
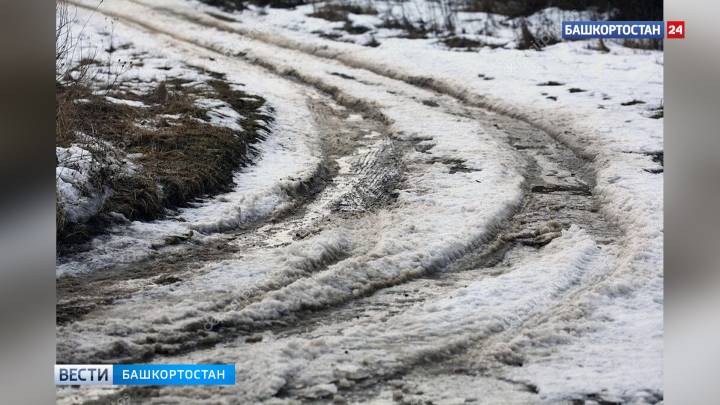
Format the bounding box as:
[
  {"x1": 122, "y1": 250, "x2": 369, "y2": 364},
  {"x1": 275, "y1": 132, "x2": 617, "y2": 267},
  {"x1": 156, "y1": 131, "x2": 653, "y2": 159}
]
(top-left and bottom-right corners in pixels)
[{"x1": 58, "y1": 0, "x2": 662, "y2": 403}]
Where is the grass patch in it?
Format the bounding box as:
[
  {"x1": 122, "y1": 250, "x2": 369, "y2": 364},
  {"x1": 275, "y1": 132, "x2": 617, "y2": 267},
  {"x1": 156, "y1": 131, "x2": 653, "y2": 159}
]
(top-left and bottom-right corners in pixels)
[
  {"x1": 587, "y1": 38, "x2": 611, "y2": 53},
  {"x1": 621, "y1": 99, "x2": 645, "y2": 106},
  {"x1": 341, "y1": 21, "x2": 372, "y2": 35},
  {"x1": 197, "y1": 0, "x2": 246, "y2": 12},
  {"x1": 378, "y1": 18, "x2": 429, "y2": 39},
  {"x1": 463, "y1": 0, "x2": 661, "y2": 20},
  {"x1": 622, "y1": 38, "x2": 663, "y2": 51},
  {"x1": 516, "y1": 21, "x2": 537, "y2": 50},
  {"x1": 338, "y1": 3, "x2": 377, "y2": 15},
  {"x1": 647, "y1": 106, "x2": 663, "y2": 119},
  {"x1": 198, "y1": 0, "x2": 307, "y2": 12},
  {"x1": 364, "y1": 36, "x2": 381, "y2": 47},
  {"x1": 309, "y1": 4, "x2": 351, "y2": 22},
  {"x1": 442, "y1": 36, "x2": 502, "y2": 50},
  {"x1": 314, "y1": 30, "x2": 344, "y2": 40},
  {"x1": 309, "y1": 2, "x2": 377, "y2": 22},
  {"x1": 252, "y1": 0, "x2": 307, "y2": 8},
  {"x1": 57, "y1": 73, "x2": 272, "y2": 249},
  {"x1": 538, "y1": 81, "x2": 564, "y2": 86}
]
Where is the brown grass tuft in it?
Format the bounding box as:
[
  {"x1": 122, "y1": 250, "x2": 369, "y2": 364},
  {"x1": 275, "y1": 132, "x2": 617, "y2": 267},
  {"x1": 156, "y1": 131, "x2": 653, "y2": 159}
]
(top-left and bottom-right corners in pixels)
[{"x1": 57, "y1": 74, "x2": 272, "y2": 249}]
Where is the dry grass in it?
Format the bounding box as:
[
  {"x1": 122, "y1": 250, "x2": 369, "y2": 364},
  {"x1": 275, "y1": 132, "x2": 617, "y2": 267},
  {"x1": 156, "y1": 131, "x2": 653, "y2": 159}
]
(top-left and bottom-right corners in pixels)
[
  {"x1": 197, "y1": 0, "x2": 247, "y2": 12},
  {"x1": 516, "y1": 20, "x2": 537, "y2": 50},
  {"x1": 378, "y1": 17, "x2": 429, "y2": 39},
  {"x1": 463, "y1": 0, "x2": 661, "y2": 19},
  {"x1": 251, "y1": 0, "x2": 307, "y2": 8},
  {"x1": 197, "y1": 0, "x2": 307, "y2": 11},
  {"x1": 587, "y1": 38, "x2": 610, "y2": 53},
  {"x1": 56, "y1": 74, "x2": 272, "y2": 248},
  {"x1": 309, "y1": 5, "x2": 352, "y2": 22},
  {"x1": 309, "y1": 2, "x2": 377, "y2": 23},
  {"x1": 442, "y1": 36, "x2": 503, "y2": 50},
  {"x1": 622, "y1": 38, "x2": 663, "y2": 51}
]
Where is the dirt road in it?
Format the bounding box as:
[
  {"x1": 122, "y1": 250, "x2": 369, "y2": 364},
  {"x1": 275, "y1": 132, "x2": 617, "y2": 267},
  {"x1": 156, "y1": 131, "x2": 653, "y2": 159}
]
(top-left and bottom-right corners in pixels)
[{"x1": 57, "y1": 1, "x2": 660, "y2": 403}]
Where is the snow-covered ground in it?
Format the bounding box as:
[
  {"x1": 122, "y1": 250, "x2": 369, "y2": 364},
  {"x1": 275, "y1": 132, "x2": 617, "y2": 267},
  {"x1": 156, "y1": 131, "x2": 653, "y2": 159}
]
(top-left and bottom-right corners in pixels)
[
  {"x1": 56, "y1": 145, "x2": 110, "y2": 224},
  {"x1": 247, "y1": 1, "x2": 602, "y2": 49},
  {"x1": 59, "y1": 0, "x2": 525, "y2": 348},
  {"x1": 59, "y1": 0, "x2": 662, "y2": 403},
  {"x1": 56, "y1": 9, "x2": 325, "y2": 274}
]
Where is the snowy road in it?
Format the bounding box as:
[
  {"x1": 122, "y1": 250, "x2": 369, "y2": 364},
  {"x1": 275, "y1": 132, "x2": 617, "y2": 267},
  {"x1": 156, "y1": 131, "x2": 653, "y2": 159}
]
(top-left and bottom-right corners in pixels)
[{"x1": 58, "y1": 1, "x2": 663, "y2": 403}]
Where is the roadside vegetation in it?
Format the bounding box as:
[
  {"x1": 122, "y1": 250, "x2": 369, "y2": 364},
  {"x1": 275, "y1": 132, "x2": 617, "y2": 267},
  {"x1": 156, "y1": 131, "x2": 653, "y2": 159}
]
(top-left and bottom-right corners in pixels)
[
  {"x1": 198, "y1": 0, "x2": 306, "y2": 11},
  {"x1": 56, "y1": 1, "x2": 271, "y2": 250},
  {"x1": 462, "y1": 0, "x2": 661, "y2": 19},
  {"x1": 203, "y1": 0, "x2": 661, "y2": 51}
]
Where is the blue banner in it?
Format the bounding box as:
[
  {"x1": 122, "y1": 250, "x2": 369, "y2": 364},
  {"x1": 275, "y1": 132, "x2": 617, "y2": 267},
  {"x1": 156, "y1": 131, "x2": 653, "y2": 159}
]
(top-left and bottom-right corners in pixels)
[
  {"x1": 113, "y1": 364, "x2": 235, "y2": 385},
  {"x1": 562, "y1": 21, "x2": 664, "y2": 39}
]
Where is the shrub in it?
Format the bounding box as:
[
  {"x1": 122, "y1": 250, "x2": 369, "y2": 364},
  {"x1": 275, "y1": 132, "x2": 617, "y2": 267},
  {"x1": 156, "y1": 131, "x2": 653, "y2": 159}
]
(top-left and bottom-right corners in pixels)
[
  {"x1": 516, "y1": 20, "x2": 537, "y2": 49},
  {"x1": 197, "y1": 0, "x2": 308, "y2": 12},
  {"x1": 463, "y1": 0, "x2": 662, "y2": 20}
]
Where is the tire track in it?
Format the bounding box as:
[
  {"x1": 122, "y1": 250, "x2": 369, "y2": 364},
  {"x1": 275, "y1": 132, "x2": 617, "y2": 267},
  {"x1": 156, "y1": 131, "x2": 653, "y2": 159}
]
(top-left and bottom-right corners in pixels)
[
  {"x1": 58, "y1": 3, "x2": 522, "y2": 369},
  {"x1": 56, "y1": 91, "x2": 402, "y2": 330},
  {"x1": 56, "y1": 5, "x2": 416, "y2": 365}
]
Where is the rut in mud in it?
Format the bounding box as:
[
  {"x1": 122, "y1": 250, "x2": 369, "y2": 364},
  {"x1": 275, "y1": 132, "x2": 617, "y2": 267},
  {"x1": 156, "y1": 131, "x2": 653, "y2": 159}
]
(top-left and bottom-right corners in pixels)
[
  {"x1": 222, "y1": 105, "x2": 620, "y2": 404},
  {"x1": 305, "y1": 118, "x2": 619, "y2": 402},
  {"x1": 57, "y1": 93, "x2": 400, "y2": 328}
]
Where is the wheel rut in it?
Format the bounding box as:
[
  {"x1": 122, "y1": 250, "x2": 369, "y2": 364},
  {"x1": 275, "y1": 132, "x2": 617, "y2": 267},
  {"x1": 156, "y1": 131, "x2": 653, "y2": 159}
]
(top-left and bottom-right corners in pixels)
[{"x1": 56, "y1": 93, "x2": 400, "y2": 328}]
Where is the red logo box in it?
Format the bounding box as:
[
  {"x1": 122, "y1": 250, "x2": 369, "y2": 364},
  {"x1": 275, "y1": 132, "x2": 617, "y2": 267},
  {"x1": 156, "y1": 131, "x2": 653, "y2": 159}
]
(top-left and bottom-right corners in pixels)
[{"x1": 667, "y1": 21, "x2": 685, "y2": 39}]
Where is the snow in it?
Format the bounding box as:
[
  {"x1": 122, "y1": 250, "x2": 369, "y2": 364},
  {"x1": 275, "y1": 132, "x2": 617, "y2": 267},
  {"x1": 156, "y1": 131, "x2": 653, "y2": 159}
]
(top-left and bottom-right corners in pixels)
[
  {"x1": 59, "y1": 0, "x2": 662, "y2": 402},
  {"x1": 80, "y1": 227, "x2": 614, "y2": 403},
  {"x1": 59, "y1": 1, "x2": 528, "y2": 371},
  {"x1": 56, "y1": 145, "x2": 109, "y2": 224},
  {"x1": 150, "y1": 7, "x2": 662, "y2": 400},
  {"x1": 194, "y1": 98, "x2": 245, "y2": 131},
  {"x1": 143, "y1": 0, "x2": 518, "y2": 306},
  {"x1": 56, "y1": 7, "x2": 324, "y2": 275},
  {"x1": 104, "y1": 96, "x2": 150, "y2": 108},
  {"x1": 272, "y1": 227, "x2": 608, "y2": 394},
  {"x1": 229, "y1": 2, "x2": 603, "y2": 49}
]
